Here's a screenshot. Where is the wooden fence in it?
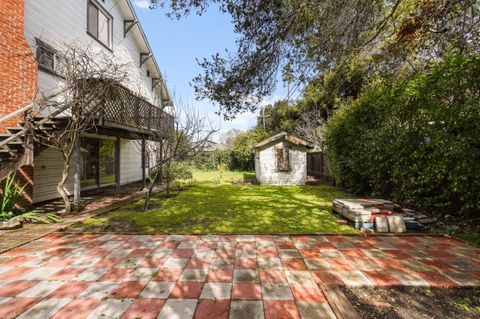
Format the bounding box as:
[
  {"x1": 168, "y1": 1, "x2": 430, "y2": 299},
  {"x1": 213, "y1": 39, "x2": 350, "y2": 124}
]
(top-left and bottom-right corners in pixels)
[{"x1": 307, "y1": 151, "x2": 335, "y2": 185}]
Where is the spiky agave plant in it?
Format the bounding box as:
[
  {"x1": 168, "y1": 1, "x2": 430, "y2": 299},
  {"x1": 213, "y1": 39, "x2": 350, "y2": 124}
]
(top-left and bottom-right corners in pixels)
[{"x1": 0, "y1": 172, "x2": 61, "y2": 224}]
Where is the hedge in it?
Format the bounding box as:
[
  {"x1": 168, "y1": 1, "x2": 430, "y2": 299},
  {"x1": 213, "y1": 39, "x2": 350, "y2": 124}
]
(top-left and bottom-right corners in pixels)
[{"x1": 324, "y1": 54, "x2": 480, "y2": 217}]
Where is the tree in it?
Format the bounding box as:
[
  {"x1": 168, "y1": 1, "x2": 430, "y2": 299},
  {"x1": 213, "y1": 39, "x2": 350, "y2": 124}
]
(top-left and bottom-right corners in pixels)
[
  {"x1": 149, "y1": 0, "x2": 479, "y2": 118},
  {"x1": 230, "y1": 128, "x2": 267, "y2": 170},
  {"x1": 295, "y1": 109, "x2": 325, "y2": 151},
  {"x1": 30, "y1": 44, "x2": 128, "y2": 213},
  {"x1": 219, "y1": 128, "x2": 241, "y2": 148},
  {"x1": 142, "y1": 106, "x2": 217, "y2": 210}
]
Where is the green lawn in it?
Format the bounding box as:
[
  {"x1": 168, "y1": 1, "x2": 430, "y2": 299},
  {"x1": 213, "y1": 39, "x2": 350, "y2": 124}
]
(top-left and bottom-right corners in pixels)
[{"x1": 67, "y1": 171, "x2": 358, "y2": 234}]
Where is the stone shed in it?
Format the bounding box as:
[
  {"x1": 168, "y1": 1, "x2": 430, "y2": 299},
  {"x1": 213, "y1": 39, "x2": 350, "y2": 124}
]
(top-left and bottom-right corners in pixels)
[{"x1": 254, "y1": 132, "x2": 313, "y2": 185}]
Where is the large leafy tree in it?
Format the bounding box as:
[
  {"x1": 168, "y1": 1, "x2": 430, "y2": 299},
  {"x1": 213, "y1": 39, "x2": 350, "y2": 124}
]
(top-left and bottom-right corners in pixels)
[{"x1": 149, "y1": 0, "x2": 479, "y2": 118}]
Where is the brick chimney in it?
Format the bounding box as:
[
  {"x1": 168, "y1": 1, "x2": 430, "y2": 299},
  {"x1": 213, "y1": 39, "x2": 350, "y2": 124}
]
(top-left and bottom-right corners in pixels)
[
  {"x1": 0, "y1": 0, "x2": 38, "y2": 207},
  {"x1": 0, "y1": 0, "x2": 38, "y2": 132}
]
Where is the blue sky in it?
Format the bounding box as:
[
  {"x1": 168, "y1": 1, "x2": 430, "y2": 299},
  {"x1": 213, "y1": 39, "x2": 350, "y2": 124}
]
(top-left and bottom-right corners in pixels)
[{"x1": 133, "y1": 0, "x2": 287, "y2": 140}]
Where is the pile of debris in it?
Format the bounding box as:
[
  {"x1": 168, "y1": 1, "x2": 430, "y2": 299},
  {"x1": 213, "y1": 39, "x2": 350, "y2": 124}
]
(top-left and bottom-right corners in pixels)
[{"x1": 332, "y1": 199, "x2": 436, "y2": 233}]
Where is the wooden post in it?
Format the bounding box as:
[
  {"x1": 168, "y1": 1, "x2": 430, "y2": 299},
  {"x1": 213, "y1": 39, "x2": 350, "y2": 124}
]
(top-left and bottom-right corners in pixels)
[
  {"x1": 141, "y1": 139, "x2": 146, "y2": 189},
  {"x1": 73, "y1": 133, "x2": 81, "y2": 209},
  {"x1": 115, "y1": 135, "x2": 121, "y2": 195}
]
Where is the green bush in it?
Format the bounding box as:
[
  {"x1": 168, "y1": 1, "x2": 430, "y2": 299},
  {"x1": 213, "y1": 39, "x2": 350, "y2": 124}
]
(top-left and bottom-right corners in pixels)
[
  {"x1": 325, "y1": 53, "x2": 480, "y2": 217},
  {"x1": 191, "y1": 149, "x2": 232, "y2": 170}
]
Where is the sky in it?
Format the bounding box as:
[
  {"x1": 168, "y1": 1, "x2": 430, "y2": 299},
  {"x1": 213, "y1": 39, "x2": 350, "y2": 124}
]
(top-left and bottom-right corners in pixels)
[{"x1": 132, "y1": 0, "x2": 287, "y2": 140}]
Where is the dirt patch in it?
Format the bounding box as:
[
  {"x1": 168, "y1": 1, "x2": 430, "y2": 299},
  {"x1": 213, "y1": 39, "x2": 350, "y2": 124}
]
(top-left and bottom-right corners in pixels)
[{"x1": 343, "y1": 287, "x2": 480, "y2": 319}]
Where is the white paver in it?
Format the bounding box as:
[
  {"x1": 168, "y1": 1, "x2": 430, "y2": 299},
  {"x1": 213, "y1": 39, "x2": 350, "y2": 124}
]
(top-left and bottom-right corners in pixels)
[
  {"x1": 17, "y1": 281, "x2": 65, "y2": 297},
  {"x1": 78, "y1": 282, "x2": 119, "y2": 298},
  {"x1": 157, "y1": 299, "x2": 198, "y2": 319},
  {"x1": 139, "y1": 282, "x2": 175, "y2": 298},
  {"x1": 200, "y1": 283, "x2": 232, "y2": 300},
  {"x1": 86, "y1": 299, "x2": 134, "y2": 319},
  {"x1": 17, "y1": 298, "x2": 71, "y2": 319}
]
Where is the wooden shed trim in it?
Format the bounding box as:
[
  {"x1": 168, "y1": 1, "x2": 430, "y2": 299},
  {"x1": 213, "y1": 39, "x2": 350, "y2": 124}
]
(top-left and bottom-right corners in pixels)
[{"x1": 254, "y1": 132, "x2": 314, "y2": 149}]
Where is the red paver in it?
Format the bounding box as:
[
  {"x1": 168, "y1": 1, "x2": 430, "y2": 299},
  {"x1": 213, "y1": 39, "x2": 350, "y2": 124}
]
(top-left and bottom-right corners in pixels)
[
  {"x1": 129, "y1": 249, "x2": 153, "y2": 258},
  {"x1": 152, "y1": 268, "x2": 184, "y2": 281},
  {"x1": 121, "y1": 298, "x2": 165, "y2": 319},
  {"x1": 92, "y1": 257, "x2": 122, "y2": 268},
  {"x1": 169, "y1": 282, "x2": 204, "y2": 299},
  {"x1": 341, "y1": 249, "x2": 368, "y2": 260},
  {"x1": 257, "y1": 249, "x2": 278, "y2": 258},
  {"x1": 282, "y1": 258, "x2": 307, "y2": 270},
  {"x1": 290, "y1": 283, "x2": 327, "y2": 302},
  {"x1": 259, "y1": 270, "x2": 288, "y2": 283},
  {"x1": 99, "y1": 268, "x2": 134, "y2": 282},
  {"x1": 0, "y1": 267, "x2": 35, "y2": 280},
  {"x1": 172, "y1": 249, "x2": 195, "y2": 258},
  {"x1": 363, "y1": 271, "x2": 402, "y2": 287},
  {"x1": 194, "y1": 300, "x2": 230, "y2": 319},
  {"x1": 48, "y1": 281, "x2": 92, "y2": 298},
  {"x1": 51, "y1": 298, "x2": 103, "y2": 319},
  {"x1": 232, "y1": 283, "x2": 262, "y2": 300},
  {"x1": 0, "y1": 297, "x2": 39, "y2": 318},
  {"x1": 139, "y1": 257, "x2": 167, "y2": 268},
  {"x1": 328, "y1": 258, "x2": 356, "y2": 271},
  {"x1": 299, "y1": 249, "x2": 322, "y2": 258},
  {"x1": 111, "y1": 281, "x2": 148, "y2": 298},
  {"x1": 0, "y1": 280, "x2": 39, "y2": 297},
  {"x1": 264, "y1": 300, "x2": 301, "y2": 319},
  {"x1": 215, "y1": 248, "x2": 236, "y2": 259},
  {"x1": 312, "y1": 270, "x2": 344, "y2": 286},
  {"x1": 186, "y1": 258, "x2": 211, "y2": 269},
  {"x1": 1, "y1": 233, "x2": 479, "y2": 319},
  {"x1": 49, "y1": 268, "x2": 85, "y2": 280},
  {"x1": 316, "y1": 242, "x2": 336, "y2": 250}
]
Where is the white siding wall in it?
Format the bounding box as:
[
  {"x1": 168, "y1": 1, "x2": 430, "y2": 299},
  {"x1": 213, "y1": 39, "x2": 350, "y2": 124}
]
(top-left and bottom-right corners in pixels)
[
  {"x1": 24, "y1": 0, "x2": 164, "y2": 106},
  {"x1": 32, "y1": 135, "x2": 144, "y2": 203},
  {"x1": 256, "y1": 141, "x2": 307, "y2": 185},
  {"x1": 120, "y1": 138, "x2": 143, "y2": 184},
  {"x1": 33, "y1": 147, "x2": 75, "y2": 203}
]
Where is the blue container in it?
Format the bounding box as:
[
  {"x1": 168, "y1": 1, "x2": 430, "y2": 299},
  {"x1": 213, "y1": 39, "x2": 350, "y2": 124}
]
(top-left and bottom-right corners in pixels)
[
  {"x1": 405, "y1": 220, "x2": 421, "y2": 229},
  {"x1": 355, "y1": 221, "x2": 374, "y2": 229}
]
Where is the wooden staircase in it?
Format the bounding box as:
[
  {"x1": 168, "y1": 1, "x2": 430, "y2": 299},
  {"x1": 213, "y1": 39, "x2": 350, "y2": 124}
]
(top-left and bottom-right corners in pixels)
[{"x1": 0, "y1": 103, "x2": 69, "y2": 180}]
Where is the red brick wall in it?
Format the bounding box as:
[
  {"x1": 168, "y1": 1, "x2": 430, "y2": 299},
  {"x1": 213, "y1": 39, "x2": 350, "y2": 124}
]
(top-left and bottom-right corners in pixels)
[
  {"x1": 0, "y1": 0, "x2": 38, "y2": 132},
  {"x1": 0, "y1": 1, "x2": 38, "y2": 208}
]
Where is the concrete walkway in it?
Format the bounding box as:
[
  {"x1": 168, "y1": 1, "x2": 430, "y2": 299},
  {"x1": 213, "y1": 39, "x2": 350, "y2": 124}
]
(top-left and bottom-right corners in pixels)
[{"x1": 0, "y1": 233, "x2": 478, "y2": 318}]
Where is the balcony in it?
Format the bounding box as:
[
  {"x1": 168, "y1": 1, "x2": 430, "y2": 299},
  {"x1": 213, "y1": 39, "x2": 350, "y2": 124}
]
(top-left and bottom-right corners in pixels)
[{"x1": 101, "y1": 84, "x2": 173, "y2": 138}]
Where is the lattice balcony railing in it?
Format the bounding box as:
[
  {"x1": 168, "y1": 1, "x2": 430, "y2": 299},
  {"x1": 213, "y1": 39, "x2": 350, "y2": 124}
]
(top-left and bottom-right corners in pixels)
[{"x1": 102, "y1": 85, "x2": 173, "y2": 137}]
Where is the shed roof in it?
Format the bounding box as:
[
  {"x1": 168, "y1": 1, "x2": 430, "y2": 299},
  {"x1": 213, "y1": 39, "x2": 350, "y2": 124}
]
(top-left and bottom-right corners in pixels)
[{"x1": 254, "y1": 132, "x2": 314, "y2": 149}]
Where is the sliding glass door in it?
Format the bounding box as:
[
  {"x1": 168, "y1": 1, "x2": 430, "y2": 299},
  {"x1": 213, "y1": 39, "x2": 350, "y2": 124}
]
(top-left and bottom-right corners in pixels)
[{"x1": 81, "y1": 137, "x2": 117, "y2": 188}]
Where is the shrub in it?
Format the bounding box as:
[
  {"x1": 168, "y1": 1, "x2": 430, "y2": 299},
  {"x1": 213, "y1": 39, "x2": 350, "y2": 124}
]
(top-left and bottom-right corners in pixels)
[{"x1": 325, "y1": 53, "x2": 480, "y2": 217}]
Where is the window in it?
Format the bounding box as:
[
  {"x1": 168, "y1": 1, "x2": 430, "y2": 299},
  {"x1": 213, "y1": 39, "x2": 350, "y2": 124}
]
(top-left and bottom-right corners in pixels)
[
  {"x1": 87, "y1": 1, "x2": 112, "y2": 48},
  {"x1": 36, "y1": 39, "x2": 61, "y2": 73},
  {"x1": 275, "y1": 147, "x2": 290, "y2": 171}
]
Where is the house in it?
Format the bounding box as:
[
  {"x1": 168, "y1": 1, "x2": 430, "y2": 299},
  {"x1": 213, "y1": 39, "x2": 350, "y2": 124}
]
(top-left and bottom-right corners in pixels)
[
  {"x1": 254, "y1": 132, "x2": 313, "y2": 185},
  {"x1": 0, "y1": 0, "x2": 172, "y2": 205}
]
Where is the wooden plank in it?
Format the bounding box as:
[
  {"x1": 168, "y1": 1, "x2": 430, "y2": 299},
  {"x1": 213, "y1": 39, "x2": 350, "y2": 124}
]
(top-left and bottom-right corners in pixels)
[{"x1": 321, "y1": 285, "x2": 361, "y2": 319}]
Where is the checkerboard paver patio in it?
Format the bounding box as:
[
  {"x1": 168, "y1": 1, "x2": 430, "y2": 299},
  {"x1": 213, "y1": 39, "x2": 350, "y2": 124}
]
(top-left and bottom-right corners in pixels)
[{"x1": 0, "y1": 233, "x2": 478, "y2": 318}]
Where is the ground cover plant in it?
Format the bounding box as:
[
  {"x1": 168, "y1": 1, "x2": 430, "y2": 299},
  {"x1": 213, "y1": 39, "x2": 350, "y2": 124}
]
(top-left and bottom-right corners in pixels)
[{"x1": 67, "y1": 170, "x2": 357, "y2": 234}]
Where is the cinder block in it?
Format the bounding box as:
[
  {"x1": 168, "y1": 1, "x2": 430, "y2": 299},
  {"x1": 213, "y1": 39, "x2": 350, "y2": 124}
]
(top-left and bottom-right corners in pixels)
[
  {"x1": 375, "y1": 216, "x2": 389, "y2": 233},
  {"x1": 387, "y1": 215, "x2": 406, "y2": 233}
]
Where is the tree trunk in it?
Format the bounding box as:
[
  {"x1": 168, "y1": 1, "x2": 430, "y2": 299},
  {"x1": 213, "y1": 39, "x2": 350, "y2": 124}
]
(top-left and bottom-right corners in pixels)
[
  {"x1": 57, "y1": 163, "x2": 71, "y2": 214},
  {"x1": 73, "y1": 134, "x2": 81, "y2": 210}
]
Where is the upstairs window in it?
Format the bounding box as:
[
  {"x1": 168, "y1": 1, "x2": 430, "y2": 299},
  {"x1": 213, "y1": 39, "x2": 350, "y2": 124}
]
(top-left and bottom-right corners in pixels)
[
  {"x1": 87, "y1": 1, "x2": 112, "y2": 48},
  {"x1": 275, "y1": 147, "x2": 290, "y2": 171},
  {"x1": 36, "y1": 39, "x2": 61, "y2": 74}
]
